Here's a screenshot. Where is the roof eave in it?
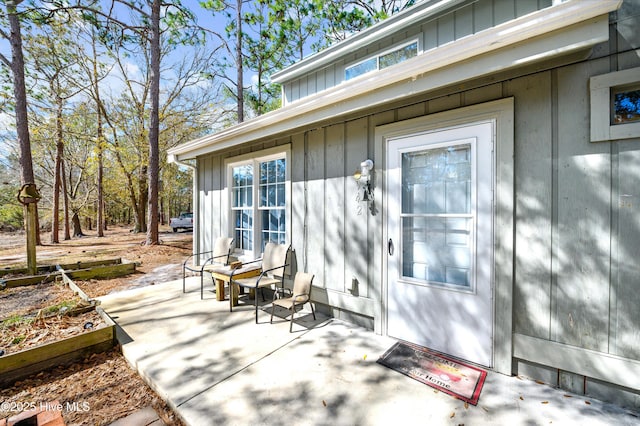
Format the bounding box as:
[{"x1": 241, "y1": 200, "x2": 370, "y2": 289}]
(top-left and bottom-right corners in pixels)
[
  {"x1": 271, "y1": 0, "x2": 469, "y2": 84},
  {"x1": 168, "y1": 0, "x2": 622, "y2": 161}
]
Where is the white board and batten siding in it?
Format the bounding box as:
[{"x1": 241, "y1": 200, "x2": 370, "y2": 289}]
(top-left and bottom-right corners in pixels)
[
  {"x1": 291, "y1": 121, "x2": 379, "y2": 325},
  {"x1": 198, "y1": 56, "x2": 640, "y2": 393},
  {"x1": 196, "y1": 154, "x2": 224, "y2": 263},
  {"x1": 191, "y1": 0, "x2": 640, "y2": 406},
  {"x1": 508, "y1": 57, "x2": 640, "y2": 394},
  {"x1": 282, "y1": 0, "x2": 553, "y2": 106}
]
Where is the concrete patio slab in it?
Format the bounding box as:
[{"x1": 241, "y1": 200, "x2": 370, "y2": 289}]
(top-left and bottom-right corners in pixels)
[{"x1": 99, "y1": 278, "x2": 639, "y2": 426}]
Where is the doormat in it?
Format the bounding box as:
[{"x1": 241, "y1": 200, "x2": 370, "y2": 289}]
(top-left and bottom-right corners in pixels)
[{"x1": 377, "y1": 341, "x2": 487, "y2": 405}]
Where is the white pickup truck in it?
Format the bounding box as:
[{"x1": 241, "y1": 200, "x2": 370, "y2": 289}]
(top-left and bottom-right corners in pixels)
[{"x1": 169, "y1": 212, "x2": 193, "y2": 232}]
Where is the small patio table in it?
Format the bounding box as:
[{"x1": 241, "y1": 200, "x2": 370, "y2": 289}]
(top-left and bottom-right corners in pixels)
[{"x1": 205, "y1": 264, "x2": 261, "y2": 304}]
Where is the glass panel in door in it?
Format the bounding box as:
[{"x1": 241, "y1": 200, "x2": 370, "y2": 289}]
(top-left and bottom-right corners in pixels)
[{"x1": 401, "y1": 143, "x2": 473, "y2": 289}]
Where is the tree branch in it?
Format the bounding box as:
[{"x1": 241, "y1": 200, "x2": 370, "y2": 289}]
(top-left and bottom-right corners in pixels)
[
  {"x1": 52, "y1": 2, "x2": 148, "y2": 40},
  {"x1": 0, "y1": 52, "x2": 10, "y2": 67}
]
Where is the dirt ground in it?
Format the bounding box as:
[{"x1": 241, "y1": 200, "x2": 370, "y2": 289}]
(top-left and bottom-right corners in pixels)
[{"x1": 0, "y1": 225, "x2": 193, "y2": 425}]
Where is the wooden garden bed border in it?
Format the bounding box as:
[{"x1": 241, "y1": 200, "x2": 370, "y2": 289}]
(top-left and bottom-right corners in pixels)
[
  {"x1": 0, "y1": 258, "x2": 124, "y2": 277},
  {"x1": 0, "y1": 259, "x2": 136, "y2": 289},
  {"x1": 0, "y1": 307, "x2": 116, "y2": 387},
  {"x1": 0, "y1": 263, "x2": 123, "y2": 387}
]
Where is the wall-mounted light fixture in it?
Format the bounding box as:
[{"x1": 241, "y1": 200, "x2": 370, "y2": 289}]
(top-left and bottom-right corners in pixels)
[{"x1": 353, "y1": 159, "x2": 376, "y2": 215}]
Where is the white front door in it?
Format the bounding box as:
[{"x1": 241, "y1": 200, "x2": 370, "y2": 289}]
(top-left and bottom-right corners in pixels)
[{"x1": 386, "y1": 121, "x2": 494, "y2": 367}]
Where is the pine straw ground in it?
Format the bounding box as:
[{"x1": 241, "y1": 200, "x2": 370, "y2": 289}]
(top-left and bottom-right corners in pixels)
[
  {"x1": 1, "y1": 348, "x2": 181, "y2": 426},
  {"x1": 0, "y1": 226, "x2": 192, "y2": 425}
]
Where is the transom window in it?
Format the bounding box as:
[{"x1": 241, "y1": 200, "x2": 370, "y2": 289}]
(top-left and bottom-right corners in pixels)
[
  {"x1": 345, "y1": 40, "x2": 419, "y2": 81},
  {"x1": 227, "y1": 148, "x2": 289, "y2": 255}
]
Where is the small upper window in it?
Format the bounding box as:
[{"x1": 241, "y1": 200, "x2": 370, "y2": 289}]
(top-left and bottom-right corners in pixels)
[
  {"x1": 590, "y1": 67, "x2": 640, "y2": 142},
  {"x1": 345, "y1": 40, "x2": 419, "y2": 81},
  {"x1": 345, "y1": 57, "x2": 377, "y2": 81},
  {"x1": 380, "y1": 42, "x2": 418, "y2": 70},
  {"x1": 613, "y1": 86, "x2": 640, "y2": 125}
]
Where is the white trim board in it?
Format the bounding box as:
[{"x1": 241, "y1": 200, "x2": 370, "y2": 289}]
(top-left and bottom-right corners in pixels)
[
  {"x1": 514, "y1": 333, "x2": 640, "y2": 392},
  {"x1": 590, "y1": 67, "x2": 640, "y2": 142}
]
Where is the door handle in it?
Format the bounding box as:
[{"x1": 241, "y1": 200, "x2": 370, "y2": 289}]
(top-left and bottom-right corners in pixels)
[{"x1": 388, "y1": 238, "x2": 394, "y2": 256}]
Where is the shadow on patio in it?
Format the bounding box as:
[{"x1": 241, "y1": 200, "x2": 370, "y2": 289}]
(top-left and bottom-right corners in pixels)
[{"x1": 99, "y1": 278, "x2": 639, "y2": 426}]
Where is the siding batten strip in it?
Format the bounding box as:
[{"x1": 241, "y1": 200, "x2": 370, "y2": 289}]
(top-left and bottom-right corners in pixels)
[{"x1": 550, "y1": 68, "x2": 559, "y2": 342}]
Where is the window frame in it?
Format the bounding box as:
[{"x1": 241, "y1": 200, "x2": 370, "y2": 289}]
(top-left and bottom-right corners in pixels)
[
  {"x1": 224, "y1": 146, "x2": 291, "y2": 259},
  {"x1": 590, "y1": 67, "x2": 640, "y2": 142},
  {"x1": 344, "y1": 38, "x2": 421, "y2": 81}
]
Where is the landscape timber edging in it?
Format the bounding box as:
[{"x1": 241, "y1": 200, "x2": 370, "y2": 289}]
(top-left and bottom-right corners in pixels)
[
  {"x1": 0, "y1": 258, "x2": 136, "y2": 289},
  {"x1": 0, "y1": 264, "x2": 125, "y2": 388},
  {"x1": 0, "y1": 306, "x2": 116, "y2": 388},
  {"x1": 0, "y1": 258, "x2": 125, "y2": 277}
]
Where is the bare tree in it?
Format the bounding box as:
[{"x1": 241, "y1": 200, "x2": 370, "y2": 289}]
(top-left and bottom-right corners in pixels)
[
  {"x1": 56, "y1": 0, "x2": 199, "y2": 245},
  {"x1": 26, "y1": 20, "x2": 90, "y2": 243}
]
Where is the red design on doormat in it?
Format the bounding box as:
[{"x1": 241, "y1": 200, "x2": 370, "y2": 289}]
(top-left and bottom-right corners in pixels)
[{"x1": 377, "y1": 341, "x2": 487, "y2": 405}]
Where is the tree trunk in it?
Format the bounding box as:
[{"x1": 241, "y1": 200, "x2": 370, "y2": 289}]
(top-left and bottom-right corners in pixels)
[
  {"x1": 146, "y1": 0, "x2": 161, "y2": 245},
  {"x1": 136, "y1": 165, "x2": 147, "y2": 233},
  {"x1": 160, "y1": 196, "x2": 165, "y2": 225},
  {"x1": 8, "y1": 3, "x2": 33, "y2": 186},
  {"x1": 71, "y1": 211, "x2": 84, "y2": 237},
  {"x1": 34, "y1": 203, "x2": 42, "y2": 245},
  {"x1": 96, "y1": 145, "x2": 106, "y2": 237},
  {"x1": 236, "y1": 0, "x2": 244, "y2": 123},
  {"x1": 51, "y1": 95, "x2": 64, "y2": 244},
  {"x1": 7, "y1": 0, "x2": 37, "y2": 274},
  {"x1": 52, "y1": 156, "x2": 61, "y2": 243},
  {"x1": 103, "y1": 200, "x2": 108, "y2": 231},
  {"x1": 92, "y1": 24, "x2": 105, "y2": 238},
  {"x1": 61, "y1": 159, "x2": 71, "y2": 240}
]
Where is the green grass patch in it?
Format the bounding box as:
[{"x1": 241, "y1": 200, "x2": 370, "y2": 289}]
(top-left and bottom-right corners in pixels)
[
  {"x1": 44, "y1": 299, "x2": 78, "y2": 315},
  {"x1": 1, "y1": 314, "x2": 32, "y2": 328}
]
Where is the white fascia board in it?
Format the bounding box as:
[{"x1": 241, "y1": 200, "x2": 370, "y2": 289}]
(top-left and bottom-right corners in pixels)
[
  {"x1": 271, "y1": 0, "x2": 468, "y2": 84},
  {"x1": 167, "y1": 0, "x2": 621, "y2": 161}
]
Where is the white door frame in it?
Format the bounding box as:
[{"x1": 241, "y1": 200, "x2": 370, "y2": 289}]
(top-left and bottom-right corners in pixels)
[{"x1": 374, "y1": 98, "x2": 515, "y2": 375}]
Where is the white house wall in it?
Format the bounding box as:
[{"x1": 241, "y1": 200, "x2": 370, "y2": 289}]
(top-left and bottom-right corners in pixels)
[
  {"x1": 193, "y1": 0, "x2": 640, "y2": 409},
  {"x1": 198, "y1": 62, "x2": 638, "y2": 404},
  {"x1": 196, "y1": 154, "x2": 224, "y2": 264},
  {"x1": 509, "y1": 58, "x2": 640, "y2": 397}
]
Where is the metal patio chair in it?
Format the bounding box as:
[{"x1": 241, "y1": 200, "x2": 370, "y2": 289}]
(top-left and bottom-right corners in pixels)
[
  {"x1": 182, "y1": 236, "x2": 234, "y2": 299},
  {"x1": 229, "y1": 242, "x2": 290, "y2": 323},
  {"x1": 270, "y1": 272, "x2": 316, "y2": 332}
]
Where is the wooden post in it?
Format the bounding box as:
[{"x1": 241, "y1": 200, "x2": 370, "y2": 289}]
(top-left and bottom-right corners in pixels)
[
  {"x1": 26, "y1": 202, "x2": 37, "y2": 275},
  {"x1": 18, "y1": 184, "x2": 40, "y2": 276}
]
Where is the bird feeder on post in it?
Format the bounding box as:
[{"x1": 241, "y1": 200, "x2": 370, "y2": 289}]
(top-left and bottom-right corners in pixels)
[{"x1": 17, "y1": 183, "x2": 41, "y2": 275}]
